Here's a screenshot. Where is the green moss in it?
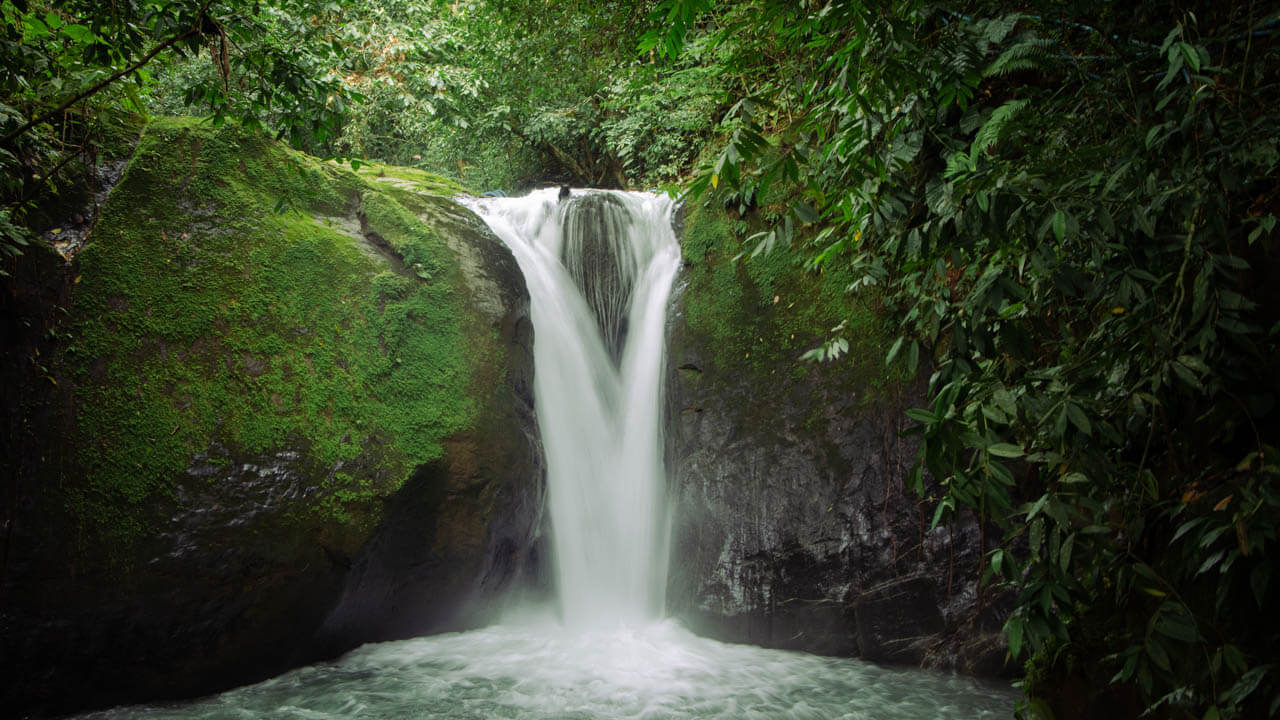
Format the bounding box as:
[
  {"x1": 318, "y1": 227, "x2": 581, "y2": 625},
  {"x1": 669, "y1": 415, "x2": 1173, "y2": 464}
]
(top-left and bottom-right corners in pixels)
[
  {"x1": 354, "y1": 161, "x2": 472, "y2": 216},
  {"x1": 60, "y1": 117, "x2": 479, "y2": 547},
  {"x1": 680, "y1": 197, "x2": 908, "y2": 406}
]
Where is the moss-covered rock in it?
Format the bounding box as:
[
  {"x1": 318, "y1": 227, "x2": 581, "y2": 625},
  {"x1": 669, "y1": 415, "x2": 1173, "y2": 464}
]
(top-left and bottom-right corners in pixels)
[
  {"x1": 664, "y1": 197, "x2": 1006, "y2": 674},
  {"x1": 0, "y1": 118, "x2": 544, "y2": 717}
]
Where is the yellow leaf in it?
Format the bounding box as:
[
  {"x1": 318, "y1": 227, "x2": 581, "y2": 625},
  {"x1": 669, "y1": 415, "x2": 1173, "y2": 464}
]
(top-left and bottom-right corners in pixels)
[
  {"x1": 1111, "y1": 306, "x2": 1125, "y2": 315},
  {"x1": 711, "y1": 173, "x2": 719, "y2": 188},
  {"x1": 1214, "y1": 495, "x2": 1232, "y2": 511}
]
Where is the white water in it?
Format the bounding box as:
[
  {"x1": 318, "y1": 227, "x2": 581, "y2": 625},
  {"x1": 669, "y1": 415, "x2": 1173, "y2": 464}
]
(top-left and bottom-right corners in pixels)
[
  {"x1": 80, "y1": 618, "x2": 1015, "y2": 720},
  {"x1": 72, "y1": 189, "x2": 1018, "y2": 719},
  {"x1": 466, "y1": 188, "x2": 679, "y2": 626}
]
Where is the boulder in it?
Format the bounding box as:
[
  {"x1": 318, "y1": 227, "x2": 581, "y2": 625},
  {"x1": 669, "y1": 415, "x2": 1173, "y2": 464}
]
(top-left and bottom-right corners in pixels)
[{"x1": 0, "y1": 119, "x2": 545, "y2": 718}]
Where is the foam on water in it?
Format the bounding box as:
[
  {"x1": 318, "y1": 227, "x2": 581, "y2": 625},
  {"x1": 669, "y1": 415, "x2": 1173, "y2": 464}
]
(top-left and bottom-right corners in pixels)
[{"x1": 80, "y1": 619, "x2": 1016, "y2": 719}]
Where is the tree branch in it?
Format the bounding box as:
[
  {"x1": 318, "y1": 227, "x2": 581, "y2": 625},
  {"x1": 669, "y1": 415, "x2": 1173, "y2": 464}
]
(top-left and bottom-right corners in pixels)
[{"x1": 2, "y1": 15, "x2": 209, "y2": 148}]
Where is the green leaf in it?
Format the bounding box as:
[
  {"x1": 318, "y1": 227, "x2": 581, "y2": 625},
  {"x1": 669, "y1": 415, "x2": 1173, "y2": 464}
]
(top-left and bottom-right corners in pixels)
[
  {"x1": 1197, "y1": 549, "x2": 1225, "y2": 576},
  {"x1": 1171, "y1": 360, "x2": 1204, "y2": 391},
  {"x1": 62, "y1": 23, "x2": 95, "y2": 44},
  {"x1": 1059, "y1": 532, "x2": 1074, "y2": 573},
  {"x1": 1155, "y1": 613, "x2": 1199, "y2": 643},
  {"x1": 1066, "y1": 404, "x2": 1091, "y2": 436},
  {"x1": 905, "y1": 408, "x2": 940, "y2": 424},
  {"x1": 1178, "y1": 42, "x2": 1201, "y2": 72},
  {"x1": 793, "y1": 201, "x2": 819, "y2": 223},
  {"x1": 1146, "y1": 638, "x2": 1172, "y2": 671},
  {"x1": 1006, "y1": 616, "x2": 1024, "y2": 658},
  {"x1": 1052, "y1": 209, "x2": 1066, "y2": 242},
  {"x1": 886, "y1": 335, "x2": 904, "y2": 366},
  {"x1": 988, "y1": 443, "x2": 1024, "y2": 458},
  {"x1": 1223, "y1": 644, "x2": 1247, "y2": 674},
  {"x1": 1171, "y1": 517, "x2": 1205, "y2": 544},
  {"x1": 1145, "y1": 124, "x2": 1166, "y2": 149},
  {"x1": 993, "y1": 388, "x2": 1017, "y2": 416}
]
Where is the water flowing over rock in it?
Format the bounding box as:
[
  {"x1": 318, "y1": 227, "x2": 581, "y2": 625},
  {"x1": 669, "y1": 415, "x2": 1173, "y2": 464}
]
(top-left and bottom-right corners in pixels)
[
  {"x1": 558, "y1": 192, "x2": 638, "y2": 365},
  {"x1": 466, "y1": 189, "x2": 680, "y2": 627}
]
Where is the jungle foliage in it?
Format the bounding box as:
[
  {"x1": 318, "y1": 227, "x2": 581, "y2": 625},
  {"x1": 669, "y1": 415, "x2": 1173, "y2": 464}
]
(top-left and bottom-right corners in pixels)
[
  {"x1": 648, "y1": 1, "x2": 1280, "y2": 718},
  {"x1": 308, "y1": 0, "x2": 727, "y2": 190},
  {"x1": 0, "y1": 0, "x2": 357, "y2": 272},
  {"x1": 5, "y1": 0, "x2": 1279, "y2": 717}
]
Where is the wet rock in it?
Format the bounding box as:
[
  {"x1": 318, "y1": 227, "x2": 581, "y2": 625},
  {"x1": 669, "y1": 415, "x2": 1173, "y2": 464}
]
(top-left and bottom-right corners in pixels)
[
  {"x1": 853, "y1": 576, "x2": 944, "y2": 664},
  {"x1": 560, "y1": 193, "x2": 635, "y2": 363},
  {"x1": 663, "y1": 261, "x2": 1006, "y2": 676}
]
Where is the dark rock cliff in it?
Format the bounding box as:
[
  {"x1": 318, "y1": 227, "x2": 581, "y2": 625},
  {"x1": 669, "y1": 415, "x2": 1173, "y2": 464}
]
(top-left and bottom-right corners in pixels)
[{"x1": 663, "y1": 199, "x2": 1009, "y2": 676}]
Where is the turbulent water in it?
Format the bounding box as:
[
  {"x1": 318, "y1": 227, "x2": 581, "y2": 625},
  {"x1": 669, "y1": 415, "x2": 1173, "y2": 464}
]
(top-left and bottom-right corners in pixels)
[
  {"x1": 72, "y1": 189, "x2": 1018, "y2": 719},
  {"x1": 79, "y1": 618, "x2": 1015, "y2": 719}
]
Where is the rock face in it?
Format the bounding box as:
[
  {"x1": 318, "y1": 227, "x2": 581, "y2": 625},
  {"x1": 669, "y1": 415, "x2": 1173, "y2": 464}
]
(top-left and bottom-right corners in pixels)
[
  {"x1": 0, "y1": 119, "x2": 545, "y2": 718},
  {"x1": 663, "y1": 200, "x2": 1008, "y2": 674},
  {"x1": 559, "y1": 192, "x2": 635, "y2": 363}
]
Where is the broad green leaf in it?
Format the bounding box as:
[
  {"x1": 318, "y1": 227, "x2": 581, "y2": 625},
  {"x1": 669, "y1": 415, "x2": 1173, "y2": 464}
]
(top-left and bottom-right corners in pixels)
[
  {"x1": 1052, "y1": 210, "x2": 1066, "y2": 242},
  {"x1": 1146, "y1": 638, "x2": 1172, "y2": 671},
  {"x1": 1155, "y1": 612, "x2": 1199, "y2": 643},
  {"x1": 905, "y1": 408, "x2": 940, "y2": 424},
  {"x1": 988, "y1": 443, "x2": 1024, "y2": 458},
  {"x1": 1178, "y1": 42, "x2": 1201, "y2": 72},
  {"x1": 994, "y1": 388, "x2": 1017, "y2": 416},
  {"x1": 886, "y1": 335, "x2": 904, "y2": 365},
  {"x1": 1066, "y1": 404, "x2": 1091, "y2": 436},
  {"x1": 62, "y1": 23, "x2": 95, "y2": 44},
  {"x1": 1006, "y1": 617, "x2": 1024, "y2": 658}
]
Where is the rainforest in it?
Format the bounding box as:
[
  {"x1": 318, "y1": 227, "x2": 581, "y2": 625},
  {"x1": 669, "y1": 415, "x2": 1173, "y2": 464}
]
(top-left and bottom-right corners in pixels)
[{"x1": 1, "y1": 1, "x2": 1277, "y2": 719}]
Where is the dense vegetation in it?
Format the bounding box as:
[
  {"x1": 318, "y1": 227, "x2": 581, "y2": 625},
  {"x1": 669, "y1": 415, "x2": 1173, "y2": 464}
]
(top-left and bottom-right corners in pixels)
[
  {"x1": 647, "y1": 2, "x2": 1279, "y2": 718},
  {"x1": 3, "y1": 0, "x2": 1278, "y2": 718}
]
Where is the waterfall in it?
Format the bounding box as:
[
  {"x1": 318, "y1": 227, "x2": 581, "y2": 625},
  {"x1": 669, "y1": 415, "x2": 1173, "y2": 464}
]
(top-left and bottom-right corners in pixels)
[
  {"x1": 466, "y1": 188, "x2": 680, "y2": 627},
  {"x1": 76, "y1": 188, "x2": 1019, "y2": 720}
]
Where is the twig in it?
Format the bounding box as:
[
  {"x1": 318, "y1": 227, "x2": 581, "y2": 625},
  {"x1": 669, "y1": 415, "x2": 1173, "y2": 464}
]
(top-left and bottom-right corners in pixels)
[{"x1": 2, "y1": 2, "x2": 215, "y2": 148}]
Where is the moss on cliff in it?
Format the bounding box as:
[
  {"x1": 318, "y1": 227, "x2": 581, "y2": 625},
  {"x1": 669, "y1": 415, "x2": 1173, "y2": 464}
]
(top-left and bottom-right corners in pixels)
[
  {"x1": 59, "y1": 117, "x2": 482, "y2": 547},
  {"x1": 678, "y1": 196, "x2": 907, "y2": 403}
]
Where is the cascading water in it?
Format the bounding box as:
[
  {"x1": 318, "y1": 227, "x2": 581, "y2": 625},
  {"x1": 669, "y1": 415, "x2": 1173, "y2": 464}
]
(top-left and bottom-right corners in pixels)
[
  {"x1": 75, "y1": 189, "x2": 1017, "y2": 720},
  {"x1": 465, "y1": 188, "x2": 678, "y2": 626}
]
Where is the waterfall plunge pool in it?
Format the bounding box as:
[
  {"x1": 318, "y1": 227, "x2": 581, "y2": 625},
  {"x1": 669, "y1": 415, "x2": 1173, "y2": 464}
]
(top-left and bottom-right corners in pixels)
[
  {"x1": 77, "y1": 616, "x2": 1017, "y2": 719},
  {"x1": 76, "y1": 190, "x2": 1016, "y2": 718}
]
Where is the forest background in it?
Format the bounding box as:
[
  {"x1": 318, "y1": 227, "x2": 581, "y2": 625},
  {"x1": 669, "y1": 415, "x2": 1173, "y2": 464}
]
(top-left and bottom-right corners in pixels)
[{"x1": 2, "y1": 1, "x2": 1278, "y2": 718}]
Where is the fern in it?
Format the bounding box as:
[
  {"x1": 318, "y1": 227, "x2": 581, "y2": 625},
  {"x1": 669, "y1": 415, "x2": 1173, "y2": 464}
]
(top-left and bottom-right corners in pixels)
[
  {"x1": 975, "y1": 13, "x2": 1026, "y2": 50},
  {"x1": 969, "y1": 98, "x2": 1029, "y2": 163},
  {"x1": 983, "y1": 37, "x2": 1055, "y2": 77}
]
